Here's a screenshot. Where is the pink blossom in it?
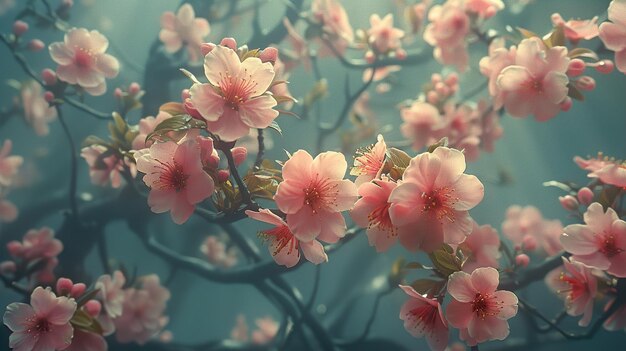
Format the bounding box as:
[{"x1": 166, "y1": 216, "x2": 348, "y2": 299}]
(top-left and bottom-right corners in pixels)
[
  {"x1": 270, "y1": 58, "x2": 294, "y2": 110},
  {"x1": 367, "y1": 14, "x2": 404, "y2": 54},
  {"x1": 65, "y1": 329, "x2": 106, "y2": 351},
  {"x1": 159, "y1": 4, "x2": 210, "y2": 62},
  {"x1": 246, "y1": 209, "x2": 328, "y2": 268},
  {"x1": 446, "y1": 267, "x2": 518, "y2": 345},
  {"x1": 423, "y1": 0, "x2": 470, "y2": 71},
  {"x1": 273, "y1": 150, "x2": 358, "y2": 243},
  {"x1": 3, "y1": 287, "x2": 77, "y2": 351},
  {"x1": 132, "y1": 111, "x2": 174, "y2": 150},
  {"x1": 282, "y1": 18, "x2": 311, "y2": 71},
  {"x1": 439, "y1": 103, "x2": 482, "y2": 162},
  {"x1": 0, "y1": 196, "x2": 18, "y2": 223},
  {"x1": 0, "y1": 140, "x2": 23, "y2": 188},
  {"x1": 496, "y1": 38, "x2": 570, "y2": 121},
  {"x1": 81, "y1": 145, "x2": 129, "y2": 189},
  {"x1": 95, "y1": 270, "x2": 126, "y2": 318},
  {"x1": 399, "y1": 285, "x2": 449, "y2": 351},
  {"x1": 545, "y1": 258, "x2": 599, "y2": 326},
  {"x1": 465, "y1": 0, "x2": 504, "y2": 18},
  {"x1": 21, "y1": 82, "x2": 57, "y2": 136},
  {"x1": 561, "y1": 202, "x2": 626, "y2": 277},
  {"x1": 49, "y1": 28, "x2": 119, "y2": 96},
  {"x1": 599, "y1": 0, "x2": 626, "y2": 73},
  {"x1": 551, "y1": 13, "x2": 599, "y2": 42},
  {"x1": 406, "y1": 0, "x2": 432, "y2": 35},
  {"x1": 388, "y1": 147, "x2": 484, "y2": 252},
  {"x1": 350, "y1": 134, "x2": 387, "y2": 186},
  {"x1": 114, "y1": 275, "x2": 170, "y2": 345},
  {"x1": 574, "y1": 153, "x2": 626, "y2": 188},
  {"x1": 479, "y1": 38, "x2": 517, "y2": 106},
  {"x1": 251, "y1": 317, "x2": 278, "y2": 345},
  {"x1": 459, "y1": 221, "x2": 501, "y2": 273},
  {"x1": 7, "y1": 227, "x2": 63, "y2": 284},
  {"x1": 200, "y1": 236, "x2": 238, "y2": 268},
  {"x1": 189, "y1": 45, "x2": 278, "y2": 141},
  {"x1": 135, "y1": 139, "x2": 214, "y2": 224},
  {"x1": 400, "y1": 101, "x2": 445, "y2": 151},
  {"x1": 311, "y1": 0, "x2": 354, "y2": 54}
]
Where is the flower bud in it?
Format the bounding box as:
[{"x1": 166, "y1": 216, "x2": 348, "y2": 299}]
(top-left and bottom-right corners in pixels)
[
  {"x1": 28, "y1": 39, "x2": 45, "y2": 52},
  {"x1": 575, "y1": 76, "x2": 596, "y2": 91},
  {"x1": 593, "y1": 59, "x2": 614, "y2": 74},
  {"x1": 114, "y1": 88, "x2": 123, "y2": 99},
  {"x1": 220, "y1": 37, "x2": 237, "y2": 50},
  {"x1": 515, "y1": 253, "x2": 530, "y2": 267},
  {"x1": 56, "y1": 278, "x2": 74, "y2": 295},
  {"x1": 444, "y1": 73, "x2": 459, "y2": 86},
  {"x1": 431, "y1": 73, "x2": 442, "y2": 84},
  {"x1": 128, "y1": 82, "x2": 141, "y2": 95},
  {"x1": 426, "y1": 91, "x2": 439, "y2": 104},
  {"x1": 44, "y1": 91, "x2": 55, "y2": 103},
  {"x1": 184, "y1": 98, "x2": 204, "y2": 120},
  {"x1": 6, "y1": 241, "x2": 22, "y2": 257},
  {"x1": 217, "y1": 169, "x2": 230, "y2": 182},
  {"x1": 259, "y1": 47, "x2": 278, "y2": 63},
  {"x1": 522, "y1": 235, "x2": 537, "y2": 251},
  {"x1": 41, "y1": 69, "x2": 57, "y2": 86},
  {"x1": 84, "y1": 300, "x2": 102, "y2": 317},
  {"x1": 560, "y1": 96, "x2": 572, "y2": 112},
  {"x1": 231, "y1": 147, "x2": 247, "y2": 166},
  {"x1": 577, "y1": 187, "x2": 594, "y2": 206},
  {"x1": 395, "y1": 48, "x2": 407, "y2": 60},
  {"x1": 364, "y1": 50, "x2": 375, "y2": 64},
  {"x1": 567, "y1": 59, "x2": 586, "y2": 76},
  {"x1": 559, "y1": 195, "x2": 579, "y2": 211},
  {"x1": 181, "y1": 89, "x2": 191, "y2": 101},
  {"x1": 71, "y1": 282, "x2": 86, "y2": 298},
  {"x1": 201, "y1": 42, "x2": 216, "y2": 56},
  {"x1": 12, "y1": 21, "x2": 29, "y2": 37}
]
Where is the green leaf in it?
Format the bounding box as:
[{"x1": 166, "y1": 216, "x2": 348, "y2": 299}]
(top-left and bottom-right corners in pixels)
[
  {"x1": 568, "y1": 48, "x2": 599, "y2": 61},
  {"x1": 410, "y1": 279, "x2": 440, "y2": 295},
  {"x1": 71, "y1": 309, "x2": 103, "y2": 334},
  {"x1": 146, "y1": 114, "x2": 206, "y2": 143},
  {"x1": 82, "y1": 135, "x2": 109, "y2": 148},
  {"x1": 598, "y1": 186, "x2": 621, "y2": 210},
  {"x1": 542, "y1": 180, "x2": 577, "y2": 193},
  {"x1": 268, "y1": 121, "x2": 282, "y2": 135},
  {"x1": 159, "y1": 102, "x2": 186, "y2": 116},
  {"x1": 548, "y1": 25, "x2": 565, "y2": 47},
  {"x1": 179, "y1": 68, "x2": 201, "y2": 85},
  {"x1": 405, "y1": 262, "x2": 430, "y2": 270},
  {"x1": 428, "y1": 245, "x2": 462, "y2": 277}
]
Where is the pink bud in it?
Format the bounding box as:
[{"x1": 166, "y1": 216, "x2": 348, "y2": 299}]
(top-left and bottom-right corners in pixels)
[
  {"x1": 515, "y1": 254, "x2": 530, "y2": 267},
  {"x1": 231, "y1": 147, "x2": 247, "y2": 166},
  {"x1": 395, "y1": 48, "x2": 407, "y2": 60},
  {"x1": 6, "y1": 241, "x2": 23, "y2": 257},
  {"x1": 206, "y1": 153, "x2": 220, "y2": 169},
  {"x1": 0, "y1": 261, "x2": 17, "y2": 274},
  {"x1": 444, "y1": 73, "x2": 459, "y2": 86},
  {"x1": 28, "y1": 39, "x2": 45, "y2": 52},
  {"x1": 71, "y1": 282, "x2": 86, "y2": 297},
  {"x1": 577, "y1": 187, "x2": 594, "y2": 206},
  {"x1": 220, "y1": 37, "x2": 237, "y2": 50},
  {"x1": 217, "y1": 169, "x2": 230, "y2": 182},
  {"x1": 181, "y1": 89, "x2": 191, "y2": 101},
  {"x1": 44, "y1": 91, "x2": 55, "y2": 103},
  {"x1": 594, "y1": 59, "x2": 614, "y2": 74},
  {"x1": 431, "y1": 73, "x2": 442, "y2": 84},
  {"x1": 184, "y1": 98, "x2": 204, "y2": 120},
  {"x1": 426, "y1": 91, "x2": 439, "y2": 104},
  {"x1": 114, "y1": 88, "x2": 123, "y2": 99},
  {"x1": 364, "y1": 51, "x2": 375, "y2": 64},
  {"x1": 575, "y1": 76, "x2": 596, "y2": 91},
  {"x1": 567, "y1": 59, "x2": 586, "y2": 76},
  {"x1": 435, "y1": 82, "x2": 448, "y2": 96},
  {"x1": 128, "y1": 82, "x2": 141, "y2": 95},
  {"x1": 559, "y1": 195, "x2": 579, "y2": 211},
  {"x1": 56, "y1": 278, "x2": 74, "y2": 295},
  {"x1": 560, "y1": 96, "x2": 572, "y2": 112},
  {"x1": 484, "y1": 6, "x2": 497, "y2": 18},
  {"x1": 201, "y1": 42, "x2": 216, "y2": 56},
  {"x1": 41, "y1": 69, "x2": 57, "y2": 86},
  {"x1": 259, "y1": 47, "x2": 278, "y2": 63},
  {"x1": 522, "y1": 235, "x2": 537, "y2": 251},
  {"x1": 12, "y1": 21, "x2": 29, "y2": 36},
  {"x1": 84, "y1": 300, "x2": 101, "y2": 317}
]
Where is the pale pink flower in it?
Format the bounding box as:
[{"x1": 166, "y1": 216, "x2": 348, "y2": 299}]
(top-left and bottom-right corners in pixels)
[
  {"x1": 132, "y1": 111, "x2": 174, "y2": 150},
  {"x1": 479, "y1": 37, "x2": 516, "y2": 106},
  {"x1": 251, "y1": 316, "x2": 278, "y2": 345},
  {"x1": 0, "y1": 140, "x2": 23, "y2": 188},
  {"x1": 189, "y1": 45, "x2": 278, "y2": 141},
  {"x1": 545, "y1": 258, "x2": 599, "y2": 326},
  {"x1": 439, "y1": 103, "x2": 481, "y2": 162},
  {"x1": 599, "y1": 0, "x2": 626, "y2": 73},
  {"x1": 81, "y1": 145, "x2": 128, "y2": 189},
  {"x1": 501, "y1": 205, "x2": 562, "y2": 254},
  {"x1": 273, "y1": 150, "x2": 358, "y2": 243},
  {"x1": 350, "y1": 134, "x2": 387, "y2": 186},
  {"x1": 21, "y1": 82, "x2": 57, "y2": 136},
  {"x1": 311, "y1": 0, "x2": 354, "y2": 54},
  {"x1": 282, "y1": 18, "x2": 311, "y2": 71},
  {"x1": 459, "y1": 221, "x2": 501, "y2": 273},
  {"x1": 399, "y1": 285, "x2": 448, "y2": 351},
  {"x1": 0, "y1": 196, "x2": 18, "y2": 223},
  {"x1": 95, "y1": 270, "x2": 126, "y2": 318},
  {"x1": 135, "y1": 139, "x2": 214, "y2": 224},
  {"x1": 65, "y1": 329, "x2": 107, "y2": 351},
  {"x1": 246, "y1": 209, "x2": 328, "y2": 268},
  {"x1": 406, "y1": 0, "x2": 432, "y2": 35},
  {"x1": 561, "y1": 202, "x2": 626, "y2": 277},
  {"x1": 389, "y1": 147, "x2": 484, "y2": 252},
  {"x1": 114, "y1": 275, "x2": 170, "y2": 345},
  {"x1": 446, "y1": 267, "x2": 518, "y2": 345},
  {"x1": 496, "y1": 38, "x2": 570, "y2": 121},
  {"x1": 49, "y1": 28, "x2": 119, "y2": 96},
  {"x1": 3, "y1": 287, "x2": 77, "y2": 351},
  {"x1": 541, "y1": 219, "x2": 564, "y2": 256},
  {"x1": 159, "y1": 4, "x2": 210, "y2": 62},
  {"x1": 230, "y1": 314, "x2": 249, "y2": 342},
  {"x1": 7, "y1": 227, "x2": 63, "y2": 284},
  {"x1": 350, "y1": 178, "x2": 400, "y2": 252},
  {"x1": 465, "y1": 0, "x2": 504, "y2": 19},
  {"x1": 551, "y1": 13, "x2": 599, "y2": 42},
  {"x1": 270, "y1": 58, "x2": 294, "y2": 110},
  {"x1": 423, "y1": 0, "x2": 470, "y2": 71},
  {"x1": 574, "y1": 154, "x2": 626, "y2": 188},
  {"x1": 200, "y1": 236, "x2": 238, "y2": 268},
  {"x1": 367, "y1": 14, "x2": 404, "y2": 54},
  {"x1": 362, "y1": 65, "x2": 401, "y2": 83},
  {"x1": 400, "y1": 101, "x2": 445, "y2": 151}
]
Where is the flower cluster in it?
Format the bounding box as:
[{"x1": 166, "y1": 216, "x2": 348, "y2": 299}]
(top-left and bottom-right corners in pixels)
[
  {"x1": 501, "y1": 205, "x2": 564, "y2": 257},
  {"x1": 1, "y1": 227, "x2": 63, "y2": 285}
]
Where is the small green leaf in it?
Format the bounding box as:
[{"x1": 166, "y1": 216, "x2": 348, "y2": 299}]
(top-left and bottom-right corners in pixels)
[
  {"x1": 179, "y1": 68, "x2": 201, "y2": 85},
  {"x1": 517, "y1": 27, "x2": 539, "y2": 39},
  {"x1": 568, "y1": 48, "x2": 599, "y2": 61},
  {"x1": 267, "y1": 121, "x2": 282, "y2": 135},
  {"x1": 410, "y1": 279, "x2": 440, "y2": 295}
]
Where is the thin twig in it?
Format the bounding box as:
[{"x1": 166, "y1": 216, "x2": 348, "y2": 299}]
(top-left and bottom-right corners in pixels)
[{"x1": 55, "y1": 106, "x2": 79, "y2": 218}]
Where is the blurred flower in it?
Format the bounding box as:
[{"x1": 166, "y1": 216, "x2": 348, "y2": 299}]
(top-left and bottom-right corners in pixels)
[
  {"x1": 81, "y1": 145, "x2": 130, "y2": 189},
  {"x1": 251, "y1": 316, "x2": 278, "y2": 345},
  {"x1": 95, "y1": 270, "x2": 126, "y2": 318},
  {"x1": 20, "y1": 81, "x2": 57, "y2": 136},
  {"x1": 599, "y1": 0, "x2": 626, "y2": 74},
  {"x1": 200, "y1": 236, "x2": 238, "y2": 268},
  {"x1": 132, "y1": 111, "x2": 174, "y2": 150},
  {"x1": 424, "y1": 0, "x2": 470, "y2": 71},
  {"x1": 459, "y1": 221, "x2": 501, "y2": 272},
  {"x1": 159, "y1": 4, "x2": 210, "y2": 62},
  {"x1": 367, "y1": 14, "x2": 404, "y2": 54},
  {"x1": 574, "y1": 153, "x2": 626, "y2": 188},
  {"x1": 551, "y1": 13, "x2": 599, "y2": 42}
]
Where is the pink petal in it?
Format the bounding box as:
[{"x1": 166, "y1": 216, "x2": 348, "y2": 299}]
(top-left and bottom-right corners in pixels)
[
  {"x1": 287, "y1": 205, "x2": 321, "y2": 242},
  {"x1": 327, "y1": 179, "x2": 358, "y2": 211},
  {"x1": 56, "y1": 64, "x2": 79, "y2": 85},
  {"x1": 281, "y1": 149, "x2": 313, "y2": 181},
  {"x1": 189, "y1": 84, "x2": 225, "y2": 122},
  {"x1": 40, "y1": 323, "x2": 74, "y2": 350},
  {"x1": 301, "y1": 240, "x2": 328, "y2": 264},
  {"x1": 239, "y1": 96, "x2": 279, "y2": 129},
  {"x1": 398, "y1": 215, "x2": 443, "y2": 252},
  {"x1": 492, "y1": 290, "x2": 518, "y2": 319},
  {"x1": 470, "y1": 267, "x2": 499, "y2": 294},
  {"x1": 388, "y1": 182, "x2": 422, "y2": 226},
  {"x1": 451, "y1": 174, "x2": 484, "y2": 210},
  {"x1": 615, "y1": 49, "x2": 626, "y2": 74},
  {"x1": 468, "y1": 316, "x2": 509, "y2": 342},
  {"x1": 316, "y1": 211, "x2": 347, "y2": 243},
  {"x1": 239, "y1": 57, "x2": 275, "y2": 95},
  {"x1": 445, "y1": 299, "x2": 473, "y2": 328},
  {"x1": 274, "y1": 180, "x2": 305, "y2": 214},
  {"x1": 442, "y1": 211, "x2": 472, "y2": 245},
  {"x1": 203, "y1": 46, "x2": 241, "y2": 86},
  {"x1": 561, "y1": 224, "x2": 598, "y2": 255},
  {"x1": 432, "y1": 147, "x2": 466, "y2": 188},
  {"x1": 49, "y1": 43, "x2": 74, "y2": 65},
  {"x1": 497, "y1": 66, "x2": 530, "y2": 92},
  {"x1": 270, "y1": 237, "x2": 300, "y2": 268},
  {"x1": 542, "y1": 71, "x2": 569, "y2": 104},
  {"x1": 169, "y1": 193, "x2": 195, "y2": 224},
  {"x1": 159, "y1": 30, "x2": 183, "y2": 53},
  {"x1": 3, "y1": 303, "x2": 35, "y2": 332},
  {"x1": 574, "y1": 252, "x2": 610, "y2": 270},
  {"x1": 147, "y1": 189, "x2": 175, "y2": 213},
  {"x1": 184, "y1": 171, "x2": 214, "y2": 205},
  {"x1": 206, "y1": 108, "x2": 251, "y2": 141},
  {"x1": 584, "y1": 203, "x2": 617, "y2": 233},
  {"x1": 0, "y1": 199, "x2": 18, "y2": 222},
  {"x1": 46, "y1": 297, "x2": 77, "y2": 325},
  {"x1": 96, "y1": 54, "x2": 119, "y2": 79},
  {"x1": 177, "y1": 3, "x2": 195, "y2": 24},
  {"x1": 246, "y1": 209, "x2": 286, "y2": 227},
  {"x1": 447, "y1": 271, "x2": 475, "y2": 302},
  {"x1": 9, "y1": 331, "x2": 38, "y2": 350},
  {"x1": 311, "y1": 151, "x2": 348, "y2": 180},
  {"x1": 366, "y1": 226, "x2": 397, "y2": 252},
  {"x1": 608, "y1": 0, "x2": 626, "y2": 28},
  {"x1": 160, "y1": 12, "x2": 177, "y2": 30}
]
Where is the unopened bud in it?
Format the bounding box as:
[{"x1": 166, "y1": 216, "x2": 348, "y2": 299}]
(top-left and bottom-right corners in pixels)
[
  {"x1": 28, "y1": 39, "x2": 45, "y2": 52},
  {"x1": 41, "y1": 69, "x2": 57, "y2": 86},
  {"x1": 515, "y1": 253, "x2": 530, "y2": 267},
  {"x1": 567, "y1": 59, "x2": 586, "y2": 76},
  {"x1": 259, "y1": 47, "x2": 278, "y2": 63},
  {"x1": 12, "y1": 21, "x2": 29, "y2": 37},
  {"x1": 56, "y1": 278, "x2": 74, "y2": 295},
  {"x1": 577, "y1": 187, "x2": 594, "y2": 206},
  {"x1": 220, "y1": 37, "x2": 237, "y2": 50},
  {"x1": 559, "y1": 195, "x2": 579, "y2": 211}
]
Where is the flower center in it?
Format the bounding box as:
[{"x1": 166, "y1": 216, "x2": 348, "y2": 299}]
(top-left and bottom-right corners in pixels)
[
  {"x1": 421, "y1": 187, "x2": 456, "y2": 221},
  {"x1": 74, "y1": 47, "x2": 94, "y2": 68},
  {"x1": 154, "y1": 160, "x2": 189, "y2": 192},
  {"x1": 27, "y1": 317, "x2": 50, "y2": 335},
  {"x1": 472, "y1": 293, "x2": 501, "y2": 319},
  {"x1": 406, "y1": 304, "x2": 439, "y2": 331},
  {"x1": 259, "y1": 225, "x2": 298, "y2": 257},
  {"x1": 353, "y1": 146, "x2": 384, "y2": 175},
  {"x1": 368, "y1": 202, "x2": 395, "y2": 236},
  {"x1": 599, "y1": 233, "x2": 623, "y2": 258},
  {"x1": 303, "y1": 176, "x2": 339, "y2": 214},
  {"x1": 559, "y1": 272, "x2": 587, "y2": 301},
  {"x1": 218, "y1": 69, "x2": 259, "y2": 110}
]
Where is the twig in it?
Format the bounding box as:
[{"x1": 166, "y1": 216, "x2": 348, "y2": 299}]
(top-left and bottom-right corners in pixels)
[
  {"x1": 253, "y1": 128, "x2": 265, "y2": 170},
  {"x1": 55, "y1": 106, "x2": 79, "y2": 219}
]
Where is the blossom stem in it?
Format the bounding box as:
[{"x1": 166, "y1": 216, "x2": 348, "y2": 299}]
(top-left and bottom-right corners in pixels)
[
  {"x1": 55, "y1": 106, "x2": 79, "y2": 219},
  {"x1": 253, "y1": 128, "x2": 265, "y2": 170}
]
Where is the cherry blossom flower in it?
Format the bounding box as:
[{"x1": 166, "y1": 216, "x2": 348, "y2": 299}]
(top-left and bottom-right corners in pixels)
[
  {"x1": 114, "y1": 275, "x2": 170, "y2": 344},
  {"x1": 561, "y1": 202, "x2": 626, "y2": 277},
  {"x1": 406, "y1": 0, "x2": 432, "y2": 35},
  {"x1": 21, "y1": 81, "x2": 57, "y2": 136},
  {"x1": 81, "y1": 145, "x2": 129, "y2": 189},
  {"x1": 159, "y1": 4, "x2": 210, "y2": 62},
  {"x1": 0, "y1": 195, "x2": 18, "y2": 223},
  {"x1": 501, "y1": 205, "x2": 543, "y2": 249},
  {"x1": 465, "y1": 0, "x2": 504, "y2": 18},
  {"x1": 282, "y1": 18, "x2": 311, "y2": 71},
  {"x1": 251, "y1": 317, "x2": 278, "y2": 345},
  {"x1": 246, "y1": 209, "x2": 328, "y2": 267},
  {"x1": 399, "y1": 285, "x2": 449, "y2": 351},
  {"x1": 0, "y1": 140, "x2": 23, "y2": 188},
  {"x1": 49, "y1": 28, "x2": 119, "y2": 96},
  {"x1": 273, "y1": 150, "x2": 358, "y2": 243},
  {"x1": 270, "y1": 58, "x2": 294, "y2": 110},
  {"x1": 200, "y1": 236, "x2": 238, "y2": 268},
  {"x1": 446, "y1": 267, "x2": 518, "y2": 345},
  {"x1": 132, "y1": 111, "x2": 174, "y2": 150},
  {"x1": 350, "y1": 134, "x2": 387, "y2": 186},
  {"x1": 458, "y1": 221, "x2": 501, "y2": 273},
  {"x1": 496, "y1": 38, "x2": 570, "y2": 121},
  {"x1": 230, "y1": 314, "x2": 249, "y2": 342},
  {"x1": 367, "y1": 14, "x2": 404, "y2": 54},
  {"x1": 311, "y1": 0, "x2": 354, "y2": 54},
  {"x1": 400, "y1": 101, "x2": 445, "y2": 151},
  {"x1": 3, "y1": 287, "x2": 77, "y2": 351},
  {"x1": 6, "y1": 227, "x2": 63, "y2": 283},
  {"x1": 189, "y1": 45, "x2": 278, "y2": 141},
  {"x1": 424, "y1": 0, "x2": 470, "y2": 71},
  {"x1": 135, "y1": 139, "x2": 214, "y2": 224},
  {"x1": 574, "y1": 153, "x2": 626, "y2": 188},
  {"x1": 350, "y1": 178, "x2": 400, "y2": 252},
  {"x1": 551, "y1": 13, "x2": 599, "y2": 42},
  {"x1": 439, "y1": 103, "x2": 481, "y2": 162},
  {"x1": 95, "y1": 270, "x2": 126, "y2": 318},
  {"x1": 388, "y1": 147, "x2": 484, "y2": 252},
  {"x1": 545, "y1": 258, "x2": 599, "y2": 326},
  {"x1": 599, "y1": 0, "x2": 626, "y2": 74},
  {"x1": 479, "y1": 38, "x2": 516, "y2": 107}
]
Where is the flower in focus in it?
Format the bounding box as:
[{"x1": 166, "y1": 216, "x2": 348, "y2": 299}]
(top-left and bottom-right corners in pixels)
[
  {"x1": 574, "y1": 153, "x2": 626, "y2": 188},
  {"x1": 399, "y1": 285, "x2": 449, "y2": 351},
  {"x1": 189, "y1": 45, "x2": 278, "y2": 141},
  {"x1": 81, "y1": 145, "x2": 129, "y2": 189},
  {"x1": 367, "y1": 14, "x2": 405, "y2": 54},
  {"x1": 20, "y1": 81, "x2": 57, "y2": 136},
  {"x1": 561, "y1": 202, "x2": 626, "y2": 277},
  {"x1": 446, "y1": 267, "x2": 518, "y2": 345},
  {"x1": 551, "y1": 13, "x2": 599, "y2": 42},
  {"x1": 3, "y1": 287, "x2": 77, "y2": 351},
  {"x1": 274, "y1": 150, "x2": 358, "y2": 243},
  {"x1": 49, "y1": 28, "x2": 119, "y2": 96},
  {"x1": 423, "y1": 0, "x2": 470, "y2": 71},
  {"x1": 246, "y1": 209, "x2": 328, "y2": 268},
  {"x1": 159, "y1": 4, "x2": 210, "y2": 62},
  {"x1": 458, "y1": 221, "x2": 501, "y2": 273},
  {"x1": 350, "y1": 134, "x2": 387, "y2": 186},
  {"x1": 599, "y1": 0, "x2": 626, "y2": 74},
  {"x1": 95, "y1": 270, "x2": 126, "y2": 318},
  {"x1": 251, "y1": 317, "x2": 278, "y2": 345},
  {"x1": 389, "y1": 147, "x2": 484, "y2": 252},
  {"x1": 135, "y1": 139, "x2": 214, "y2": 224}
]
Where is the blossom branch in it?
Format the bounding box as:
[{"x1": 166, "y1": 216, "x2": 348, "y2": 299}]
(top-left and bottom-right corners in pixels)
[{"x1": 54, "y1": 105, "x2": 79, "y2": 219}]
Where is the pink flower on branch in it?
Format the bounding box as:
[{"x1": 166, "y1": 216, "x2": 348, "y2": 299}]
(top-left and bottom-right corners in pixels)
[
  {"x1": 574, "y1": 153, "x2": 626, "y2": 188},
  {"x1": 551, "y1": 13, "x2": 599, "y2": 43},
  {"x1": 367, "y1": 14, "x2": 405, "y2": 55},
  {"x1": 159, "y1": 4, "x2": 210, "y2": 62},
  {"x1": 599, "y1": 0, "x2": 626, "y2": 74},
  {"x1": 399, "y1": 285, "x2": 449, "y2": 351},
  {"x1": 350, "y1": 134, "x2": 387, "y2": 186},
  {"x1": 458, "y1": 221, "x2": 501, "y2": 273}
]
